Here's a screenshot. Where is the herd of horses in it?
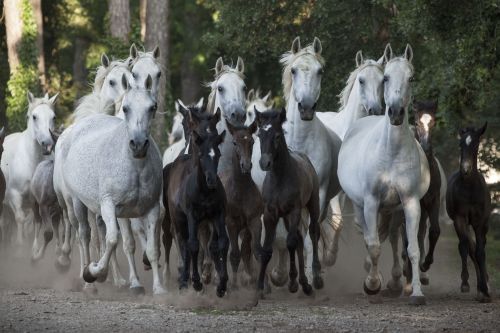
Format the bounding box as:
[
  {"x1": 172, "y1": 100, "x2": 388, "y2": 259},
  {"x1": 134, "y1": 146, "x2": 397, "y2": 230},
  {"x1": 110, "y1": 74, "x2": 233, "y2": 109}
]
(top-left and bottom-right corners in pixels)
[{"x1": 0, "y1": 37, "x2": 493, "y2": 306}]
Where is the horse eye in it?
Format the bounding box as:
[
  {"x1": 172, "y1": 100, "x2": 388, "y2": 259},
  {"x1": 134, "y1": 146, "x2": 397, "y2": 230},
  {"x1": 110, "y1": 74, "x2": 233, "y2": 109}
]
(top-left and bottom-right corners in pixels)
[
  {"x1": 33, "y1": 115, "x2": 37, "y2": 120},
  {"x1": 132, "y1": 72, "x2": 137, "y2": 79},
  {"x1": 123, "y1": 106, "x2": 130, "y2": 114},
  {"x1": 109, "y1": 80, "x2": 115, "y2": 86},
  {"x1": 359, "y1": 78, "x2": 365, "y2": 85},
  {"x1": 291, "y1": 68, "x2": 296, "y2": 75},
  {"x1": 156, "y1": 72, "x2": 161, "y2": 78},
  {"x1": 409, "y1": 76, "x2": 414, "y2": 82},
  {"x1": 218, "y1": 86, "x2": 224, "y2": 93},
  {"x1": 151, "y1": 103, "x2": 158, "y2": 112},
  {"x1": 383, "y1": 75, "x2": 389, "y2": 82},
  {"x1": 318, "y1": 68, "x2": 324, "y2": 75}
]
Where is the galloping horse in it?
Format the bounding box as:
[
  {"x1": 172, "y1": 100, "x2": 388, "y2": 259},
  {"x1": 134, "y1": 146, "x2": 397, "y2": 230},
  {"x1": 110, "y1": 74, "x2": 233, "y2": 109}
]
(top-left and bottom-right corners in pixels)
[{"x1": 338, "y1": 44, "x2": 430, "y2": 305}]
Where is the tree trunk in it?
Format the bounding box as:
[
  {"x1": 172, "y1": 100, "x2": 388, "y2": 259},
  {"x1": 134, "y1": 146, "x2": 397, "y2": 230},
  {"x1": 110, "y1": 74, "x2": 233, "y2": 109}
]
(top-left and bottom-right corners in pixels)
[
  {"x1": 73, "y1": 37, "x2": 89, "y2": 100},
  {"x1": 108, "y1": 0, "x2": 130, "y2": 43},
  {"x1": 181, "y1": 51, "x2": 200, "y2": 103},
  {"x1": 145, "y1": 0, "x2": 169, "y2": 147},
  {"x1": 4, "y1": 0, "x2": 23, "y2": 73},
  {"x1": 30, "y1": 0, "x2": 45, "y2": 88},
  {"x1": 140, "y1": 0, "x2": 147, "y2": 42}
]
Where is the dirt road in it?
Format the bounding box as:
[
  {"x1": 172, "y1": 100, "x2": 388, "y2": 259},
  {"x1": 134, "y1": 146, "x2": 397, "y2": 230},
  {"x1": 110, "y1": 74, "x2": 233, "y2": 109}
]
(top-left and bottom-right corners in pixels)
[{"x1": 0, "y1": 224, "x2": 498, "y2": 332}]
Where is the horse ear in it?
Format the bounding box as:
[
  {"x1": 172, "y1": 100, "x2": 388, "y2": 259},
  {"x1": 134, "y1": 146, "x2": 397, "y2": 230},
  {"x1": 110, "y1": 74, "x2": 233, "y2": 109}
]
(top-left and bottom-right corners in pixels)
[
  {"x1": 280, "y1": 107, "x2": 287, "y2": 124},
  {"x1": 247, "y1": 89, "x2": 255, "y2": 102},
  {"x1": 49, "y1": 92, "x2": 59, "y2": 105},
  {"x1": 215, "y1": 57, "x2": 224, "y2": 75},
  {"x1": 376, "y1": 54, "x2": 384, "y2": 65},
  {"x1": 217, "y1": 130, "x2": 226, "y2": 146},
  {"x1": 177, "y1": 99, "x2": 189, "y2": 118},
  {"x1": 195, "y1": 97, "x2": 204, "y2": 109},
  {"x1": 121, "y1": 74, "x2": 129, "y2": 91},
  {"x1": 355, "y1": 50, "x2": 364, "y2": 67},
  {"x1": 174, "y1": 100, "x2": 180, "y2": 113},
  {"x1": 236, "y1": 57, "x2": 244, "y2": 74},
  {"x1": 383, "y1": 43, "x2": 393, "y2": 63},
  {"x1": 152, "y1": 45, "x2": 160, "y2": 59},
  {"x1": 214, "y1": 107, "x2": 221, "y2": 123},
  {"x1": 145, "y1": 74, "x2": 153, "y2": 90},
  {"x1": 262, "y1": 90, "x2": 271, "y2": 103},
  {"x1": 249, "y1": 119, "x2": 258, "y2": 134},
  {"x1": 291, "y1": 36, "x2": 301, "y2": 54},
  {"x1": 477, "y1": 121, "x2": 487, "y2": 137},
  {"x1": 130, "y1": 43, "x2": 139, "y2": 59},
  {"x1": 404, "y1": 44, "x2": 413, "y2": 63},
  {"x1": 254, "y1": 106, "x2": 262, "y2": 126},
  {"x1": 101, "y1": 53, "x2": 110, "y2": 68},
  {"x1": 27, "y1": 91, "x2": 35, "y2": 104},
  {"x1": 313, "y1": 37, "x2": 322, "y2": 55},
  {"x1": 44, "y1": 92, "x2": 49, "y2": 100}
]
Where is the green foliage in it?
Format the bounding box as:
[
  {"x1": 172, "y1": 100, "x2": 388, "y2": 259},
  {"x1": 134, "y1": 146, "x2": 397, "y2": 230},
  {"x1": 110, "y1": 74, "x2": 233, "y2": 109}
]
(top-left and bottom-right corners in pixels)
[{"x1": 5, "y1": 0, "x2": 41, "y2": 132}]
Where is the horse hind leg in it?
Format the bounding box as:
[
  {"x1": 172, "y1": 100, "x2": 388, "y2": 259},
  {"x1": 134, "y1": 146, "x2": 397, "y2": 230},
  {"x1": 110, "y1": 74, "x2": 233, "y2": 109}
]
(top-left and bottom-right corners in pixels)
[
  {"x1": 240, "y1": 226, "x2": 254, "y2": 287},
  {"x1": 144, "y1": 204, "x2": 167, "y2": 295},
  {"x1": 417, "y1": 207, "x2": 429, "y2": 285},
  {"x1": 385, "y1": 213, "x2": 403, "y2": 296},
  {"x1": 270, "y1": 218, "x2": 288, "y2": 287},
  {"x1": 161, "y1": 213, "x2": 173, "y2": 284},
  {"x1": 199, "y1": 221, "x2": 213, "y2": 285},
  {"x1": 322, "y1": 193, "x2": 344, "y2": 267},
  {"x1": 55, "y1": 207, "x2": 72, "y2": 273},
  {"x1": 472, "y1": 225, "x2": 490, "y2": 303},
  {"x1": 421, "y1": 201, "x2": 440, "y2": 273},
  {"x1": 453, "y1": 216, "x2": 471, "y2": 293},
  {"x1": 226, "y1": 217, "x2": 241, "y2": 289},
  {"x1": 117, "y1": 218, "x2": 144, "y2": 294},
  {"x1": 360, "y1": 200, "x2": 383, "y2": 298},
  {"x1": 31, "y1": 203, "x2": 53, "y2": 262}
]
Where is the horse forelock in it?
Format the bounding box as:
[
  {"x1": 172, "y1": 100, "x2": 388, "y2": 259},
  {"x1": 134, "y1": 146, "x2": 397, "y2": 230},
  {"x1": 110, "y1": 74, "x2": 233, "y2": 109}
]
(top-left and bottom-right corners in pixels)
[
  {"x1": 27, "y1": 97, "x2": 55, "y2": 116},
  {"x1": 338, "y1": 60, "x2": 383, "y2": 112},
  {"x1": 280, "y1": 44, "x2": 325, "y2": 101},
  {"x1": 385, "y1": 57, "x2": 414, "y2": 75}
]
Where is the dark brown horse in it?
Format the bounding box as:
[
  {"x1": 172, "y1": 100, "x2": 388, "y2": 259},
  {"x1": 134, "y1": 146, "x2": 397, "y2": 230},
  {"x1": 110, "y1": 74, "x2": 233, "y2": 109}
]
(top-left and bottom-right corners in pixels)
[
  {"x1": 402, "y1": 101, "x2": 442, "y2": 286},
  {"x1": 446, "y1": 122, "x2": 491, "y2": 302},
  {"x1": 254, "y1": 108, "x2": 322, "y2": 300},
  {"x1": 163, "y1": 107, "x2": 228, "y2": 297},
  {"x1": 219, "y1": 120, "x2": 263, "y2": 288}
]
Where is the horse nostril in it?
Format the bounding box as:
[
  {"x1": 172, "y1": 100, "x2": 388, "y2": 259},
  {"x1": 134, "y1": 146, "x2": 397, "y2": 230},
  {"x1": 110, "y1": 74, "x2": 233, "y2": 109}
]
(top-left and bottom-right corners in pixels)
[
  {"x1": 312, "y1": 102, "x2": 317, "y2": 110},
  {"x1": 144, "y1": 139, "x2": 150, "y2": 148},
  {"x1": 129, "y1": 140, "x2": 135, "y2": 148},
  {"x1": 388, "y1": 108, "x2": 393, "y2": 117},
  {"x1": 231, "y1": 112, "x2": 236, "y2": 119},
  {"x1": 298, "y1": 102, "x2": 302, "y2": 109}
]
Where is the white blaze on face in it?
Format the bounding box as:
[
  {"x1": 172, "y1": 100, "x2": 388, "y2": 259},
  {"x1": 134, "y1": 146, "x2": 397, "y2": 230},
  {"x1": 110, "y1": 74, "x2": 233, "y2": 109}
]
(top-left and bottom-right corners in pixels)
[
  {"x1": 465, "y1": 135, "x2": 472, "y2": 146},
  {"x1": 263, "y1": 124, "x2": 272, "y2": 132},
  {"x1": 209, "y1": 148, "x2": 216, "y2": 160},
  {"x1": 420, "y1": 113, "x2": 432, "y2": 132}
]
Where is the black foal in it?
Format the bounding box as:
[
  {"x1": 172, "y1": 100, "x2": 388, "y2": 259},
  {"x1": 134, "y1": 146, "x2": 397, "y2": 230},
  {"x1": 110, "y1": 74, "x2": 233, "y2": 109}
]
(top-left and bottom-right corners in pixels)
[
  {"x1": 446, "y1": 122, "x2": 491, "y2": 302},
  {"x1": 255, "y1": 107, "x2": 322, "y2": 299}
]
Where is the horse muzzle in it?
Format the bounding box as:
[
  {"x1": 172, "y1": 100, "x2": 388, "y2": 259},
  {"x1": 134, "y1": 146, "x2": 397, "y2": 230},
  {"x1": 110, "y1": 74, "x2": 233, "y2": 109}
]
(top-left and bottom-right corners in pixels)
[
  {"x1": 129, "y1": 138, "x2": 150, "y2": 159},
  {"x1": 259, "y1": 154, "x2": 273, "y2": 171},
  {"x1": 298, "y1": 102, "x2": 317, "y2": 121},
  {"x1": 205, "y1": 173, "x2": 218, "y2": 189},
  {"x1": 41, "y1": 140, "x2": 54, "y2": 155},
  {"x1": 240, "y1": 161, "x2": 252, "y2": 174},
  {"x1": 388, "y1": 106, "x2": 404, "y2": 126}
]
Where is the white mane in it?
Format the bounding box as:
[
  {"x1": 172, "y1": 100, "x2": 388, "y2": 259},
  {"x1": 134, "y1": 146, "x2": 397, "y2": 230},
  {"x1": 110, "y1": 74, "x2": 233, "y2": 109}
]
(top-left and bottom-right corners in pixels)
[
  {"x1": 338, "y1": 60, "x2": 383, "y2": 112},
  {"x1": 280, "y1": 43, "x2": 325, "y2": 101},
  {"x1": 205, "y1": 64, "x2": 245, "y2": 114},
  {"x1": 69, "y1": 59, "x2": 128, "y2": 123}
]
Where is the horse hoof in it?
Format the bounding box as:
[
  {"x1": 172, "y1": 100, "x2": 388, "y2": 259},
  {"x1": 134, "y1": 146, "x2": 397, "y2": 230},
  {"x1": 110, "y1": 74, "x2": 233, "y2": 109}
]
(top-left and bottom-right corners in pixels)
[
  {"x1": 409, "y1": 295, "x2": 426, "y2": 306},
  {"x1": 323, "y1": 251, "x2": 337, "y2": 267},
  {"x1": 193, "y1": 280, "x2": 203, "y2": 292},
  {"x1": 83, "y1": 284, "x2": 98, "y2": 295},
  {"x1": 302, "y1": 283, "x2": 313, "y2": 296},
  {"x1": 216, "y1": 286, "x2": 226, "y2": 298},
  {"x1": 270, "y1": 269, "x2": 287, "y2": 287},
  {"x1": 202, "y1": 272, "x2": 212, "y2": 285},
  {"x1": 420, "y1": 261, "x2": 430, "y2": 273},
  {"x1": 313, "y1": 276, "x2": 324, "y2": 290},
  {"x1": 477, "y1": 292, "x2": 492, "y2": 303},
  {"x1": 130, "y1": 286, "x2": 146, "y2": 296},
  {"x1": 363, "y1": 280, "x2": 381, "y2": 295},
  {"x1": 83, "y1": 266, "x2": 97, "y2": 283},
  {"x1": 420, "y1": 276, "x2": 429, "y2": 286},
  {"x1": 368, "y1": 294, "x2": 383, "y2": 304},
  {"x1": 461, "y1": 284, "x2": 470, "y2": 293},
  {"x1": 96, "y1": 274, "x2": 107, "y2": 283},
  {"x1": 288, "y1": 280, "x2": 299, "y2": 293},
  {"x1": 143, "y1": 264, "x2": 152, "y2": 271},
  {"x1": 55, "y1": 257, "x2": 71, "y2": 274}
]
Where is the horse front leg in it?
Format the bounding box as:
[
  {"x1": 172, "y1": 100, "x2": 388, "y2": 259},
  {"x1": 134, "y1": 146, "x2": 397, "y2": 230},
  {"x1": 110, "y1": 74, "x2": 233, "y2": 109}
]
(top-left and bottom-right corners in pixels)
[
  {"x1": 145, "y1": 203, "x2": 166, "y2": 295},
  {"x1": 199, "y1": 221, "x2": 213, "y2": 285},
  {"x1": 417, "y1": 206, "x2": 429, "y2": 285},
  {"x1": 187, "y1": 213, "x2": 202, "y2": 292},
  {"x1": 161, "y1": 212, "x2": 173, "y2": 284},
  {"x1": 473, "y1": 225, "x2": 490, "y2": 302},
  {"x1": 255, "y1": 208, "x2": 278, "y2": 304},
  {"x1": 452, "y1": 216, "x2": 470, "y2": 293},
  {"x1": 386, "y1": 213, "x2": 403, "y2": 295},
  {"x1": 50, "y1": 207, "x2": 62, "y2": 256},
  {"x1": 31, "y1": 202, "x2": 48, "y2": 262},
  {"x1": 212, "y1": 212, "x2": 229, "y2": 297},
  {"x1": 421, "y1": 200, "x2": 440, "y2": 273},
  {"x1": 55, "y1": 206, "x2": 72, "y2": 273},
  {"x1": 403, "y1": 197, "x2": 426, "y2": 305},
  {"x1": 130, "y1": 218, "x2": 150, "y2": 270},
  {"x1": 360, "y1": 198, "x2": 383, "y2": 298},
  {"x1": 226, "y1": 216, "x2": 241, "y2": 289},
  {"x1": 117, "y1": 218, "x2": 144, "y2": 294},
  {"x1": 270, "y1": 218, "x2": 288, "y2": 287},
  {"x1": 322, "y1": 191, "x2": 344, "y2": 267}
]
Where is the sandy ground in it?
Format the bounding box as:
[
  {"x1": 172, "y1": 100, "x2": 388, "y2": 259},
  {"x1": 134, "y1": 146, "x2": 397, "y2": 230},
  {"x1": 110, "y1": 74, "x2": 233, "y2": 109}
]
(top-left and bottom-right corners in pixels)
[{"x1": 0, "y1": 220, "x2": 499, "y2": 332}]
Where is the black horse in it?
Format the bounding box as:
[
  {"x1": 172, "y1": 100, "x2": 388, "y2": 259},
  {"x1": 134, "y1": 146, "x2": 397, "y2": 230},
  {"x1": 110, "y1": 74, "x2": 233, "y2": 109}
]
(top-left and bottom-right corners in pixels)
[
  {"x1": 163, "y1": 106, "x2": 228, "y2": 297},
  {"x1": 254, "y1": 107, "x2": 322, "y2": 301},
  {"x1": 446, "y1": 122, "x2": 491, "y2": 303}
]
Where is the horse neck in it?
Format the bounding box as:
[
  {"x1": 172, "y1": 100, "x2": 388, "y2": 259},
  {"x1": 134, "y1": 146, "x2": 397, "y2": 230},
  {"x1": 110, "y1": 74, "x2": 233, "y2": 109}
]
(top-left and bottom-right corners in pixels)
[
  {"x1": 191, "y1": 147, "x2": 211, "y2": 192},
  {"x1": 230, "y1": 147, "x2": 249, "y2": 183},
  {"x1": 380, "y1": 112, "x2": 413, "y2": 157},
  {"x1": 270, "y1": 136, "x2": 291, "y2": 181},
  {"x1": 336, "y1": 83, "x2": 365, "y2": 140},
  {"x1": 217, "y1": 118, "x2": 234, "y2": 173},
  {"x1": 286, "y1": 93, "x2": 319, "y2": 149},
  {"x1": 24, "y1": 121, "x2": 44, "y2": 162}
]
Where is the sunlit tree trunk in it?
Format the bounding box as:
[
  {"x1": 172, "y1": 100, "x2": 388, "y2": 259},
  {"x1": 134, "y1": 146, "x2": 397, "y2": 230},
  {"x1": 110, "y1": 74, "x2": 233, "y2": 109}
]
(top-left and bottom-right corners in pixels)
[
  {"x1": 140, "y1": 0, "x2": 147, "y2": 42},
  {"x1": 73, "y1": 37, "x2": 89, "y2": 100},
  {"x1": 30, "y1": 0, "x2": 45, "y2": 88},
  {"x1": 145, "y1": 0, "x2": 169, "y2": 147},
  {"x1": 4, "y1": 0, "x2": 23, "y2": 73},
  {"x1": 108, "y1": 0, "x2": 130, "y2": 43}
]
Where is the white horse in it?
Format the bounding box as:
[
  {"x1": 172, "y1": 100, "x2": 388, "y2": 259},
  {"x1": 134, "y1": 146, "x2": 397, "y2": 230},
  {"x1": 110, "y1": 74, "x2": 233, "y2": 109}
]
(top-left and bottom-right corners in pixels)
[
  {"x1": 54, "y1": 55, "x2": 130, "y2": 291},
  {"x1": 337, "y1": 44, "x2": 430, "y2": 305},
  {"x1": 315, "y1": 51, "x2": 385, "y2": 266},
  {"x1": 251, "y1": 37, "x2": 342, "y2": 285},
  {"x1": 1, "y1": 92, "x2": 58, "y2": 246},
  {"x1": 245, "y1": 89, "x2": 273, "y2": 126},
  {"x1": 63, "y1": 74, "x2": 166, "y2": 295}
]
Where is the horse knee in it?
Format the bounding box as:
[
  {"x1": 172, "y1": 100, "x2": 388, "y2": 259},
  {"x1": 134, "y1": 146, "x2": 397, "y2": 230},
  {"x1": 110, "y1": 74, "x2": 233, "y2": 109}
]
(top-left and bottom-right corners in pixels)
[
  {"x1": 287, "y1": 232, "x2": 299, "y2": 250},
  {"x1": 188, "y1": 238, "x2": 199, "y2": 254}
]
